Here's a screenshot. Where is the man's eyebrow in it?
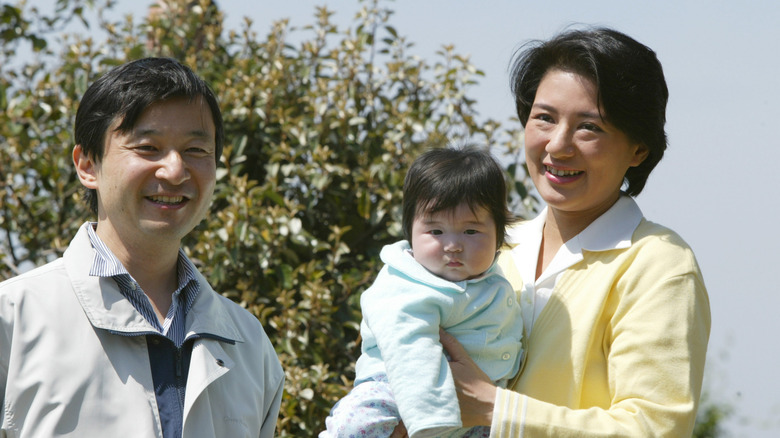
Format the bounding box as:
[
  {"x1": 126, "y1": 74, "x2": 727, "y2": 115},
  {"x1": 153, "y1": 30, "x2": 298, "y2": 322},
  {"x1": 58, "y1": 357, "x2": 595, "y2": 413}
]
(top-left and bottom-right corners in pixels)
[{"x1": 132, "y1": 128, "x2": 212, "y2": 139}]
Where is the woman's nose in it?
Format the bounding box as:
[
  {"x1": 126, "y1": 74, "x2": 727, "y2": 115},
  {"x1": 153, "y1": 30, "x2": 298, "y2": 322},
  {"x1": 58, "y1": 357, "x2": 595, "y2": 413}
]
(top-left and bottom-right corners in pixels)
[{"x1": 545, "y1": 125, "x2": 575, "y2": 158}]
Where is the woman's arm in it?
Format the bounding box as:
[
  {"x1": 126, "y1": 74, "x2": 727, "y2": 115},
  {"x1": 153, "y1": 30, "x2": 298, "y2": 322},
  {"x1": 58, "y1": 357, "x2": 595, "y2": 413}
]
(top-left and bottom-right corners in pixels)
[{"x1": 439, "y1": 328, "x2": 497, "y2": 427}]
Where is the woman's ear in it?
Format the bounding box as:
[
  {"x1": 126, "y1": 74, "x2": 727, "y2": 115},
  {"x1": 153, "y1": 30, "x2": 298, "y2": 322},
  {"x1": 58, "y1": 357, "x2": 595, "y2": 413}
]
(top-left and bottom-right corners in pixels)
[
  {"x1": 630, "y1": 143, "x2": 650, "y2": 167},
  {"x1": 73, "y1": 145, "x2": 98, "y2": 189}
]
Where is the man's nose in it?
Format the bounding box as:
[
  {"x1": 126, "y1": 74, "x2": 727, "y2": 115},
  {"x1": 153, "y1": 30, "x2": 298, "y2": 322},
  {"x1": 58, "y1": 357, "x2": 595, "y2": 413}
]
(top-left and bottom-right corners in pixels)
[{"x1": 156, "y1": 150, "x2": 190, "y2": 185}]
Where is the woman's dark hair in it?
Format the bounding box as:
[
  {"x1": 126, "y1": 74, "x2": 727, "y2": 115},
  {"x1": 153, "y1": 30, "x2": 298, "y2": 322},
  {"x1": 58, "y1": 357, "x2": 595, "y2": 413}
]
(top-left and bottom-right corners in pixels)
[
  {"x1": 510, "y1": 27, "x2": 668, "y2": 196},
  {"x1": 74, "y1": 57, "x2": 224, "y2": 214},
  {"x1": 402, "y1": 147, "x2": 517, "y2": 249}
]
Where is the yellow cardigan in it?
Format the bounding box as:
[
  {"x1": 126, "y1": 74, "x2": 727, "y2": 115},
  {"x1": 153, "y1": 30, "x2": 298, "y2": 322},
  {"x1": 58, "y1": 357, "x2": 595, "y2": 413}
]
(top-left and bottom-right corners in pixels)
[{"x1": 492, "y1": 218, "x2": 711, "y2": 437}]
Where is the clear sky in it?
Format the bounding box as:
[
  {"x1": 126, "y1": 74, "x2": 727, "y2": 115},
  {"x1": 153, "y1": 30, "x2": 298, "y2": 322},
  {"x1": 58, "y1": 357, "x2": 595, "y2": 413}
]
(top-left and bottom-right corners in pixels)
[{"x1": 62, "y1": 0, "x2": 780, "y2": 436}]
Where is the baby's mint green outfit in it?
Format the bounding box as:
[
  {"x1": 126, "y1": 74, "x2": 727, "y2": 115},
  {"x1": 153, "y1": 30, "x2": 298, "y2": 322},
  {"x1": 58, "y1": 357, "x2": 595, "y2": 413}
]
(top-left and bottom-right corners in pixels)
[{"x1": 344, "y1": 240, "x2": 524, "y2": 437}]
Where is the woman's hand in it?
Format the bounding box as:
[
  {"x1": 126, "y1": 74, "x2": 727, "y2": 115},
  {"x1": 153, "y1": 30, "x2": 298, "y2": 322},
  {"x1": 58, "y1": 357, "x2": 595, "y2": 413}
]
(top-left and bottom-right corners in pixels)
[
  {"x1": 440, "y1": 328, "x2": 497, "y2": 427},
  {"x1": 390, "y1": 422, "x2": 408, "y2": 438}
]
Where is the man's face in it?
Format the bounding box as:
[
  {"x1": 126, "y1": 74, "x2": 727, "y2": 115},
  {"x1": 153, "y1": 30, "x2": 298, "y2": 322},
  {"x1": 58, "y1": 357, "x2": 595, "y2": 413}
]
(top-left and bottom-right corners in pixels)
[{"x1": 76, "y1": 96, "x2": 217, "y2": 251}]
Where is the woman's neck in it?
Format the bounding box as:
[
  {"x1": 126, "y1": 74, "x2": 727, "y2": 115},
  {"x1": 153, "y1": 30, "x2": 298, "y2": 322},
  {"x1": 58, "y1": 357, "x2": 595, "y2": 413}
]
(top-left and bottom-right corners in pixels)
[{"x1": 536, "y1": 198, "x2": 620, "y2": 279}]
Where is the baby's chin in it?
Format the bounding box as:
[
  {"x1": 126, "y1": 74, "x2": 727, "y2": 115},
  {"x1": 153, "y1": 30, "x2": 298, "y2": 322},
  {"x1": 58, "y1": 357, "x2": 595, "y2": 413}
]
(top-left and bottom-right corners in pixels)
[
  {"x1": 438, "y1": 271, "x2": 473, "y2": 282},
  {"x1": 423, "y1": 265, "x2": 479, "y2": 282}
]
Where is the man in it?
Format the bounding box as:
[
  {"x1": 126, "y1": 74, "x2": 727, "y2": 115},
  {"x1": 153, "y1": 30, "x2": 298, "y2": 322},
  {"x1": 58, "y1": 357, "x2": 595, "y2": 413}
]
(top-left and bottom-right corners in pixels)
[{"x1": 0, "y1": 58, "x2": 284, "y2": 437}]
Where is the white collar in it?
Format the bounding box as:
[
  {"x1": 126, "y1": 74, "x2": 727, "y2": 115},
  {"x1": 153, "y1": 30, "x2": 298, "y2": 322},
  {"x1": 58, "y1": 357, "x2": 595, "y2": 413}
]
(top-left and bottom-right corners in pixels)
[
  {"x1": 575, "y1": 195, "x2": 643, "y2": 252},
  {"x1": 506, "y1": 195, "x2": 644, "y2": 284},
  {"x1": 508, "y1": 195, "x2": 643, "y2": 250}
]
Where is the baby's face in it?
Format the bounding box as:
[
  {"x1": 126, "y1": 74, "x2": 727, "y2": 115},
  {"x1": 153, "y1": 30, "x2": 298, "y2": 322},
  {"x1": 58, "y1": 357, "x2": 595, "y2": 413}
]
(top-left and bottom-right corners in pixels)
[{"x1": 410, "y1": 202, "x2": 497, "y2": 282}]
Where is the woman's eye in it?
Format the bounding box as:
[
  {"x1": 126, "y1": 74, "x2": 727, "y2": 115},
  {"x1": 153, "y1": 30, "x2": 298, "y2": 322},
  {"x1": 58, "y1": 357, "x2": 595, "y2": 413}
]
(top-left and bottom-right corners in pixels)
[
  {"x1": 533, "y1": 113, "x2": 554, "y2": 123},
  {"x1": 580, "y1": 122, "x2": 603, "y2": 132}
]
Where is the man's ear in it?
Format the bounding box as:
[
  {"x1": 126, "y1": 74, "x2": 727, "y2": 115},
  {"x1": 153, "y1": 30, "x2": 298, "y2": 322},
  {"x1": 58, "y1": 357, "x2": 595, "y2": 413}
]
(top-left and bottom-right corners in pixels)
[{"x1": 73, "y1": 145, "x2": 98, "y2": 189}]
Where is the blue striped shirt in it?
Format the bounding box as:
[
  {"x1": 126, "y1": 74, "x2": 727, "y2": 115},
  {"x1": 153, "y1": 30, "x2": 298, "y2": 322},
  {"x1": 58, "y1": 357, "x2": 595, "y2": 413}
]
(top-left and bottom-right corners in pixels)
[
  {"x1": 86, "y1": 223, "x2": 203, "y2": 437},
  {"x1": 85, "y1": 223, "x2": 200, "y2": 347}
]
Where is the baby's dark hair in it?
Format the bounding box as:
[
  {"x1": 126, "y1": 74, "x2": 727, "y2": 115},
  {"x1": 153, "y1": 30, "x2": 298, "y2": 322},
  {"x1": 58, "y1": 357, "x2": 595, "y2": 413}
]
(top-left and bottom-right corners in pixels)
[{"x1": 402, "y1": 147, "x2": 517, "y2": 249}]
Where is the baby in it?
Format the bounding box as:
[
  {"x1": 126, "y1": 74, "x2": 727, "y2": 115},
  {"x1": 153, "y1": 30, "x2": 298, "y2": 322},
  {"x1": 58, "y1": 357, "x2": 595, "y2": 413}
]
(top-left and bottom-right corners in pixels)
[{"x1": 321, "y1": 147, "x2": 524, "y2": 438}]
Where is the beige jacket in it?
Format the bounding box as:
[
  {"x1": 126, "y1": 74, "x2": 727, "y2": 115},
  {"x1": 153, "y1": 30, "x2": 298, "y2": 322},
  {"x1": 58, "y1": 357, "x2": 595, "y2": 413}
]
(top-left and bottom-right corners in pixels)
[{"x1": 0, "y1": 223, "x2": 284, "y2": 437}]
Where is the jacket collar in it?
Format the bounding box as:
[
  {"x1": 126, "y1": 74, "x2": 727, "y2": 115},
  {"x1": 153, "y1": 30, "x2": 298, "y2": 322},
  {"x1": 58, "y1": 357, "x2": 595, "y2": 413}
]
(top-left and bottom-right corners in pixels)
[
  {"x1": 64, "y1": 222, "x2": 243, "y2": 343},
  {"x1": 380, "y1": 239, "x2": 501, "y2": 293}
]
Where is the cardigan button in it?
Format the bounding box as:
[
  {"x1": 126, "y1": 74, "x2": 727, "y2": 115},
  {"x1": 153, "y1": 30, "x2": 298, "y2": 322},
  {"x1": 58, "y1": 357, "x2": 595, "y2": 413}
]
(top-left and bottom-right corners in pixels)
[
  {"x1": 502, "y1": 353, "x2": 511, "y2": 361},
  {"x1": 507, "y1": 297, "x2": 514, "y2": 307}
]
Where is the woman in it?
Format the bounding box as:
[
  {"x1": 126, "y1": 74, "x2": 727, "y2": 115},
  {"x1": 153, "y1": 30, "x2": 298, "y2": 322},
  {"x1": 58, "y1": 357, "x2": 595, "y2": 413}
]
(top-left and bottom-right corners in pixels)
[{"x1": 396, "y1": 27, "x2": 711, "y2": 437}]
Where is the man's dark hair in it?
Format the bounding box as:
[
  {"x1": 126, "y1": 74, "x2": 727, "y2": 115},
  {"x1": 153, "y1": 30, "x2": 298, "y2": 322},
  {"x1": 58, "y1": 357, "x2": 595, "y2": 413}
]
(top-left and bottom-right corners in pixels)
[{"x1": 74, "y1": 57, "x2": 224, "y2": 214}]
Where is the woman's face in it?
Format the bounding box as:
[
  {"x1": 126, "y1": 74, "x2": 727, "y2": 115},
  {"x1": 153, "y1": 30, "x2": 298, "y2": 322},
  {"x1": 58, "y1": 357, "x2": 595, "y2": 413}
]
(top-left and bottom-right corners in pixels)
[{"x1": 525, "y1": 69, "x2": 648, "y2": 219}]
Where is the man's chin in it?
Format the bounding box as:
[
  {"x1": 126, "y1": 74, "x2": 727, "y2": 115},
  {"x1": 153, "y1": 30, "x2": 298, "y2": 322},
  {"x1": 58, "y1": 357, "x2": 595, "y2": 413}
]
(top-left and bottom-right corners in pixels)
[{"x1": 138, "y1": 221, "x2": 195, "y2": 240}]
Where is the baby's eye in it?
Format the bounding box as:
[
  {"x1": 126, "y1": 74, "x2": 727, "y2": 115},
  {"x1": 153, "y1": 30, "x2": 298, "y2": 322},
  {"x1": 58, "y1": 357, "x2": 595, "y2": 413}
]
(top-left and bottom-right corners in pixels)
[
  {"x1": 429, "y1": 229, "x2": 443, "y2": 235},
  {"x1": 464, "y1": 229, "x2": 479, "y2": 235}
]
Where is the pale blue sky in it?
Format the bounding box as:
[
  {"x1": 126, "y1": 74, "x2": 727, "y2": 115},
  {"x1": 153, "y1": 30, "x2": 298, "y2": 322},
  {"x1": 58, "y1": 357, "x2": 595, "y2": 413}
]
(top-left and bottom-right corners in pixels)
[{"x1": 44, "y1": 0, "x2": 780, "y2": 435}]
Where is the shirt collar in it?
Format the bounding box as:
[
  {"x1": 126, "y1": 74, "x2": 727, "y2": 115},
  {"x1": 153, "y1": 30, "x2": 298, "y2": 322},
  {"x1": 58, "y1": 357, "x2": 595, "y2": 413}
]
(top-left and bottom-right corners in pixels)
[
  {"x1": 507, "y1": 195, "x2": 643, "y2": 252},
  {"x1": 85, "y1": 222, "x2": 199, "y2": 294},
  {"x1": 576, "y1": 195, "x2": 643, "y2": 252},
  {"x1": 505, "y1": 196, "x2": 644, "y2": 285}
]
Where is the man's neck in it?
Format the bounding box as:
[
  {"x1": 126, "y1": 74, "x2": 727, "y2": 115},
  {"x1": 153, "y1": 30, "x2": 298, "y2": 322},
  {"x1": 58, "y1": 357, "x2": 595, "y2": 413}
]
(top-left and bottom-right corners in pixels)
[{"x1": 95, "y1": 224, "x2": 182, "y2": 321}]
